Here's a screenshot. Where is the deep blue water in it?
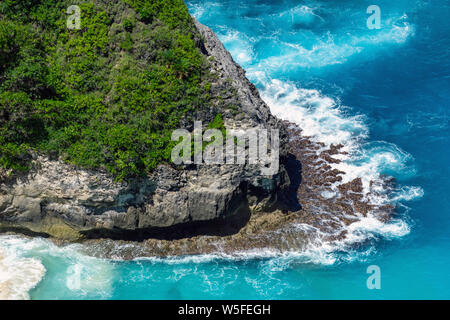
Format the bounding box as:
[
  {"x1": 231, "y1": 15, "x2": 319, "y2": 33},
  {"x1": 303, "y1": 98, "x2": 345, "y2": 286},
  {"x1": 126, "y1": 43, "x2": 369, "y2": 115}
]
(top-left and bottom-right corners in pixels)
[{"x1": 0, "y1": 0, "x2": 448, "y2": 299}]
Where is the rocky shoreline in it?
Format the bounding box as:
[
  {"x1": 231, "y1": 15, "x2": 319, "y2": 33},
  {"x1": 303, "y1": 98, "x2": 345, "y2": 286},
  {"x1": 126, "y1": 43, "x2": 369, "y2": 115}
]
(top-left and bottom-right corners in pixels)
[
  {"x1": 0, "y1": 120, "x2": 396, "y2": 260},
  {"x1": 48, "y1": 122, "x2": 396, "y2": 260}
]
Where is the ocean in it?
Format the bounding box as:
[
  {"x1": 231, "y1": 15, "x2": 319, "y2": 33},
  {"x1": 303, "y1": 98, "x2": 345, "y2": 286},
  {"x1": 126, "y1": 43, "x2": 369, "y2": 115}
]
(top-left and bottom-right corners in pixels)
[{"x1": 0, "y1": 0, "x2": 449, "y2": 299}]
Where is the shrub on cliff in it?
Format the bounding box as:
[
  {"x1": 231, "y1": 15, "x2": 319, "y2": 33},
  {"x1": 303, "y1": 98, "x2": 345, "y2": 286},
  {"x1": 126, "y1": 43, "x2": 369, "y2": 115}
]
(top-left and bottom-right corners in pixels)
[{"x1": 0, "y1": 0, "x2": 216, "y2": 180}]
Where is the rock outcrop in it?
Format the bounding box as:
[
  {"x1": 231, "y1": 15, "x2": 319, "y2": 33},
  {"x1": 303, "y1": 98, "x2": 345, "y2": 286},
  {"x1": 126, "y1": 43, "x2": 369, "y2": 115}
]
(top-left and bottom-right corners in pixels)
[{"x1": 0, "y1": 19, "x2": 290, "y2": 240}]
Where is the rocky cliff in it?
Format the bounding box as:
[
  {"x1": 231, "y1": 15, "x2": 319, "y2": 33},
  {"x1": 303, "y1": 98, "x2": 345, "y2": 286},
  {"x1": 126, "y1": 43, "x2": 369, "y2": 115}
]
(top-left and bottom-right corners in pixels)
[{"x1": 0, "y1": 19, "x2": 290, "y2": 240}]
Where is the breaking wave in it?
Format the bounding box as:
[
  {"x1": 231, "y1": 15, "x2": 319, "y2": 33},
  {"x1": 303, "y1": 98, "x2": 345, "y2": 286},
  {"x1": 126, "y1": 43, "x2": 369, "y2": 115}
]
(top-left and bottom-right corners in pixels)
[{"x1": 257, "y1": 76, "x2": 423, "y2": 259}]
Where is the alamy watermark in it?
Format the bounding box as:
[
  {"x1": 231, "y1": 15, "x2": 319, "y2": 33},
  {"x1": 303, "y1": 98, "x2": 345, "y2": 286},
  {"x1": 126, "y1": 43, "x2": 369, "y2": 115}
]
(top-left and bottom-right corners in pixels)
[
  {"x1": 67, "y1": 5, "x2": 81, "y2": 30},
  {"x1": 67, "y1": 5, "x2": 382, "y2": 32},
  {"x1": 367, "y1": 5, "x2": 381, "y2": 29},
  {"x1": 366, "y1": 265, "x2": 381, "y2": 290},
  {"x1": 171, "y1": 122, "x2": 279, "y2": 176}
]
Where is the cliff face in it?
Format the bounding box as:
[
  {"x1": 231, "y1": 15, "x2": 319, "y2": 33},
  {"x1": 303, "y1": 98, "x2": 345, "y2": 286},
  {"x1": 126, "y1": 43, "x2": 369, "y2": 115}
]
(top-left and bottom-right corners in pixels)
[{"x1": 0, "y1": 19, "x2": 289, "y2": 240}]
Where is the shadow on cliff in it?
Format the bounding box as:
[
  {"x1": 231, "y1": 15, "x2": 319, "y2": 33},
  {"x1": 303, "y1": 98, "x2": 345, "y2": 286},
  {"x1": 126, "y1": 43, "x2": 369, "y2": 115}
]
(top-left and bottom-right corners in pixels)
[
  {"x1": 80, "y1": 153, "x2": 303, "y2": 242},
  {"x1": 0, "y1": 154, "x2": 303, "y2": 243},
  {"x1": 80, "y1": 203, "x2": 253, "y2": 242},
  {"x1": 0, "y1": 225, "x2": 50, "y2": 238},
  {"x1": 279, "y1": 153, "x2": 302, "y2": 212}
]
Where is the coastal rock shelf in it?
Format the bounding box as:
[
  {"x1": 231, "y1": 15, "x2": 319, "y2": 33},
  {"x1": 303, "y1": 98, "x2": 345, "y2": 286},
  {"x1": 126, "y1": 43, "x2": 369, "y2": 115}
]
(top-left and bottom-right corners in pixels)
[{"x1": 73, "y1": 123, "x2": 396, "y2": 259}]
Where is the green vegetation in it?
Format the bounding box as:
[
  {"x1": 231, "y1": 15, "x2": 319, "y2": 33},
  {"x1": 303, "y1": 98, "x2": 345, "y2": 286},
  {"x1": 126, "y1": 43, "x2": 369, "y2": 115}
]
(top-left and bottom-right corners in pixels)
[{"x1": 0, "y1": 0, "x2": 217, "y2": 180}]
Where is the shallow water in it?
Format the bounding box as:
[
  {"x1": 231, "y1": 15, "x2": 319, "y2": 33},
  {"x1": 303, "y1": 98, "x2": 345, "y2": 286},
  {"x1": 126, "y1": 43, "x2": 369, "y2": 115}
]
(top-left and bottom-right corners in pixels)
[{"x1": 0, "y1": 0, "x2": 449, "y2": 299}]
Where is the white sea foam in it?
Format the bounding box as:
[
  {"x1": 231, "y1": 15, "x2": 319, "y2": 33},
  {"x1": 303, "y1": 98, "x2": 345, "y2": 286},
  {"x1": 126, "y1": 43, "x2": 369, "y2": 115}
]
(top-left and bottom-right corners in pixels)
[
  {"x1": 0, "y1": 235, "x2": 114, "y2": 300},
  {"x1": 135, "y1": 247, "x2": 337, "y2": 267},
  {"x1": 276, "y1": 5, "x2": 324, "y2": 27},
  {"x1": 217, "y1": 28, "x2": 256, "y2": 65},
  {"x1": 391, "y1": 186, "x2": 425, "y2": 202},
  {"x1": 258, "y1": 13, "x2": 413, "y2": 70},
  {"x1": 287, "y1": 211, "x2": 411, "y2": 265},
  {"x1": 258, "y1": 77, "x2": 423, "y2": 194},
  {"x1": 0, "y1": 239, "x2": 46, "y2": 300},
  {"x1": 254, "y1": 74, "x2": 424, "y2": 260},
  {"x1": 346, "y1": 214, "x2": 411, "y2": 240},
  {"x1": 260, "y1": 79, "x2": 367, "y2": 148}
]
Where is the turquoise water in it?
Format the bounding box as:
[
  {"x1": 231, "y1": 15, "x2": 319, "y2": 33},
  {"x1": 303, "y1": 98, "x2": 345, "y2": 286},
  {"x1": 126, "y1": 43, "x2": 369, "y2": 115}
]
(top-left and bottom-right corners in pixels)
[{"x1": 1, "y1": 0, "x2": 449, "y2": 299}]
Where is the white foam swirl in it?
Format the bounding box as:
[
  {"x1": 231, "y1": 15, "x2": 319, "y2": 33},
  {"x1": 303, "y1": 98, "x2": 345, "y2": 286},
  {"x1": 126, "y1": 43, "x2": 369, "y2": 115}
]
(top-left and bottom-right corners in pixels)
[
  {"x1": 0, "y1": 241, "x2": 45, "y2": 300},
  {"x1": 0, "y1": 235, "x2": 115, "y2": 300}
]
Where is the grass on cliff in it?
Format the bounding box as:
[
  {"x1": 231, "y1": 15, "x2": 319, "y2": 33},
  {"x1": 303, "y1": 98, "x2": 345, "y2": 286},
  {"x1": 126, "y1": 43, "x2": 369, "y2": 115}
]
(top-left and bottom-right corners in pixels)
[{"x1": 0, "y1": 0, "x2": 218, "y2": 180}]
